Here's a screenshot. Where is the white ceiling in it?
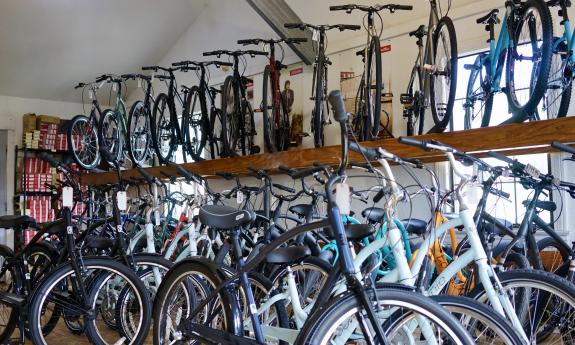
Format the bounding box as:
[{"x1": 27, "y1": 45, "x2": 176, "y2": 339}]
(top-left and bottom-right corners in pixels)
[{"x1": 0, "y1": 0, "x2": 207, "y2": 103}]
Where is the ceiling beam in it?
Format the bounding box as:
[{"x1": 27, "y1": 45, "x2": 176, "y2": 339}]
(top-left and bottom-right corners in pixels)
[{"x1": 246, "y1": 0, "x2": 315, "y2": 65}]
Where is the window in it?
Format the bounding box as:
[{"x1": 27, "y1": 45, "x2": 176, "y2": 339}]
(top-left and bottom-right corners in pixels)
[{"x1": 449, "y1": 52, "x2": 552, "y2": 225}]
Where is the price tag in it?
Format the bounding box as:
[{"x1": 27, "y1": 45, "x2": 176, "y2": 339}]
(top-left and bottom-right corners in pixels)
[
  {"x1": 237, "y1": 191, "x2": 244, "y2": 204},
  {"x1": 112, "y1": 82, "x2": 118, "y2": 92},
  {"x1": 151, "y1": 73, "x2": 155, "y2": 80},
  {"x1": 88, "y1": 90, "x2": 95, "y2": 100},
  {"x1": 312, "y1": 30, "x2": 319, "y2": 42},
  {"x1": 62, "y1": 186, "x2": 74, "y2": 208},
  {"x1": 137, "y1": 78, "x2": 142, "y2": 89},
  {"x1": 117, "y1": 191, "x2": 128, "y2": 211},
  {"x1": 334, "y1": 183, "x2": 351, "y2": 215}
]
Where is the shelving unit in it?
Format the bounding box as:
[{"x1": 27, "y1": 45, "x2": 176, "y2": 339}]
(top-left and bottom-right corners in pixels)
[{"x1": 80, "y1": 116, "x2": 575, "y2": 186}]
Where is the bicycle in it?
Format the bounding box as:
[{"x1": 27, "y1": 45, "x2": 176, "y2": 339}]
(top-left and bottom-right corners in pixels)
[
  {"x1": 284, "y1": 22, "x2": 361, "y2": 147},
  {"x1": 171, "y1": 60, "x2": 234, "y2": 160},
  {"x1": 330, "y1": 3, "x2": 413, "y2": 141},
  {"x1": 203, "y1": 49, "x2": 267, "y2": 156},
  {"x1": 464, "y1": 0, "x2": 553, "y2": 129},
  {"x1": 145, "y1": 64, "x2": 199, "y2": 164},
  {"x1": 238, "y1": 37, "x2": 307, "y2": 152},
  {"x1": 399, "y1": 0, "x2": 458, "y2": 136}
]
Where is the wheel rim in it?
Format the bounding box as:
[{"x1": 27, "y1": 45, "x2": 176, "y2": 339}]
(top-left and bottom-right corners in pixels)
[
  {"x1": 433, "y1": 24, "x2": 454, "y2": 123},
  {"x1": 101, "y1": 112, "x2": 122, "y2": 162},
  {"x1": 465, "y1": 65, "x2": 490, "y2": 129},
  {"x1": 71, "y1": 117, "x2": 99, "y2": 169},
  {"x1": 155, "y1": 98, "x2": 174, "y2": 162},
  {"x1": 540, "y1": 50, "x2": 569, "y2": 120},
  {"x1": 130, "y1": 105, "x2": 150, "y2": 163},
  {"x1": 186, "y1": 93, "x2": 203, "y2": 159}
]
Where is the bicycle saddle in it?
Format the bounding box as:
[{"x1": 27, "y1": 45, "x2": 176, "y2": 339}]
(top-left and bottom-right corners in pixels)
[
  {"x1": 409, "y1": 25, "x2": 426, "y2": 39},
  {"x1": 323, "y1": 224, "x2": 375, "y2": 241},
  {"x1": 289, "y1": 204, "x2": 318, "y2": 219},
  {"x1": 84, "y1": 235, "x2": 115, "y2": 250},
  {"x1": 476, "y1": 9, "x2": 500, "y2": 25},
  {"x1": 0, "y1": 215, "x2": 35, "y2": 230},
  {"x1": 400, "y1": 219, "x2": 428, "y2": 236},
  {"x1": 199, "y1": 205, "x2": 255, "y2": 230},
  {"x1": 266, "y1": 246, "x2": 311, "y2": 264},
  {"x1": 362, "y1": 207, "x2": 385, "y2": 223},
  {"x1": 522, "y1": 199, "x2": 557, "y2": 212},
  {"x1": 480, "y1": 218, "x2": 513, "y2": 237}
]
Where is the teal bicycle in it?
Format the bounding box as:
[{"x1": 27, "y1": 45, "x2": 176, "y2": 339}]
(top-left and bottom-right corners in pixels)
[{"x1": 463, "y1": 0, "x2": 553, "y2": 129}]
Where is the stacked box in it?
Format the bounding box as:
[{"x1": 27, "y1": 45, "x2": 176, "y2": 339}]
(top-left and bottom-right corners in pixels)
[
  {"x1": 25, "y1": 196, "x2": 54, "y2": 223},
  {"x1": 23, "y1": 158, "x2": 50, "y2": 174},
  {"x1": 55, "y1": 134, "x2": 68, "y2": 151},
  {"x1": 21, "y1": 173, "x2": 52, "y2": 192},
  {"x1": 23, "y1": 113, "x2": 37, "y2": 132},
  {"x1": 39, "y1": 123, "x2": 58, "y2": 151},
  {"x1": 23, "y1": 130, "x2": 40, "y2": 149}
]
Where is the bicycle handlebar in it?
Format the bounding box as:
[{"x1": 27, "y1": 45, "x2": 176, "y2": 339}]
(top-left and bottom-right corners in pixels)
[
  {"x1": 551, "y1": 141, "x2": 575, "y2": 155},
  {"x1": 284, "y1": 23, "x2": 361, "y2": 32},
  {"x1": 330, "y1": 4, "x2": 413, "y2": 13}
]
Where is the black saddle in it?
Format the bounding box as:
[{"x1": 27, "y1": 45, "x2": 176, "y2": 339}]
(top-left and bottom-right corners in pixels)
[
  {"x1": 289, "y1": 204, "x2": 318, "y2": 219},
  {"x1": 477, "y1": 9, "x2": 500, "y2": 24},
  {"x1": 84, "y1": 235, "x2": 115, "y2": 250},
  {"x1": 409, "y1": 25, "x2": 426, "y2": 39},
  {"x1": 523, "y1": 199, "x2": 557, "y2": 212},
  {"x1": 40, "y1": 219, "x2": 66, "y2": 235},
  {"x1": 324, "y1": 224, "x2": 375, "y2": 241},
  {"x1": 199, "y1": 205, "x2": 255, "y2": 230},
  {"x1": 401, "y1": 219, "x2": 428, "y2": 236},
  {"x1": 266, "y1": 246, "x2": 310, "y2": 264},
  {"x1": 480, "y1": 218, "x2": 513, "y2": 237},
  {"x1": 0, "y1": 215, "x2": 35, "y2": 229},
  {"x1": 362, "y1": 207, "x2": 385, "y2": 223}
]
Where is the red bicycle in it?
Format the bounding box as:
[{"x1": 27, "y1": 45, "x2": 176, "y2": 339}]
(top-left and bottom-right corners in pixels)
[{"x1": 238, "y1": 37, "x2": 307, "y2": 152}]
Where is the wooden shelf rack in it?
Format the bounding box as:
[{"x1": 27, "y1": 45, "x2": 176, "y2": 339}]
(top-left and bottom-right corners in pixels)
[{"x1": 80, "y1": 116, "x2": 575, "y2": 186}]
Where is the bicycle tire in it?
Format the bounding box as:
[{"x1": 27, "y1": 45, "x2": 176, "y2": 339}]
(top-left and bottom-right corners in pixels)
[
  {"x1": 243, "y1": 101, "x2": 257, "y2": 155},
  {"x1": 184, "y1": 86, "x2": 207, "y2": 161},
  {"x1": 431, "y1": 295, "x2": 524, "y2": 344},
  {"x1": 28, "y1": 257, "x2": 151, "y2": 345},
  {"x1": 98, "y1": 109, "x2": 123, "y2": 166},
  {"x1": 262, "y1": 65, "x2": 277, "y2": 153},
  {"x1": 537, "y1": 236, "x2": 570, "y2": 273},
  {"x1": 430, "y1": 16, "x2": 458, "y2": 131},
  {"x1": 468, "y1": 268, "x2": 575, "y2": 344},
  {"x1": 297, "y1": 286, "x2": 474, "y2": 345},
  {"x1": 366, "y1": 36, "x2": 382, "y2": 139},
  {"x1": 127, "y1": 100, "x2": 151, "y2": 165},
  {"x1": 0, "y1": 246, "x2": 21, "y2": 343},
  {"x1": 541, "y1": 37, "x2": 572, "y2": 119},
  {"x1": 222, "y1": 76, "x2": 240, "y2": 157},
  {"x1": 464, "y1": 54, "x2": 493, "y2": 129},
  {"x1": 406, "y1": 67, "x2": 425, "y2": 136},
  {"x1": 151, "y1": 93, "x2": 176, "y2": 164},
  {"x1": 210, "y1": 108, "x2": 227, "y2": 160},
  {"x1": 313, "y1": 55, "x2": 326, "y2": 148},
  {"x1": 505, "y1": 0, "x2": 553, "y2": 121},
  {"x1": 67, "y1": 114, "x2": 100, "y2": 170}
]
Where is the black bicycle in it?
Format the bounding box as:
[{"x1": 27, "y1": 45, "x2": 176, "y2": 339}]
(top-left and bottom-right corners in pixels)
[
  {"x1": 203, "y1": 49, "x2": 267, "y2": 156},
  {"x1": 285, "y1": 22, "x2": 361, "y2": 147}
]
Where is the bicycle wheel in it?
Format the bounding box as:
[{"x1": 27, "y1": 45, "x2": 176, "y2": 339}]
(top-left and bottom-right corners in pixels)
[
  {"x1": 0, "y1": 246, "x2": 21, "y2": 343},
  {"x1": 430, "y1": 16, "x2": 458, "y2": 131},
  {"x1": 184, "y1": 86, "x2": 207, "y2": 161},
  {"x1": 262, "y1": 65, "x2": 278, "y2": 153},
  {"x1": 153, "y1": 259, "x2": 238, "y2": 345},
  {"x1": 313, "y1": 57, "x2": 326, "y2": 148},
  {"x1": 464, "y1": 54, "x2": 493, "y2": 129},
  {"x1": 537, "y1": 236, "x2": 570, "y2": 273},
  {"x1": 405, "y1": 66, "x2": 425, "y2": 136},
  {"x1": 366, "y1": 36, "x2": 382, "y2": 140},
  {"x1": 207, "y1": 108, "x2": 225, "y2": 160},
  {"x1": 67, "y1": 114, "x2": 100, "y2": 170},
  {"x1": 468, "y1": 268, "x2": 575, "y2": 344},
  {"x1": 222, "y1": 76, "x2": 240, "y2": 156},
  {"x1": 99, "y1": 109, "x2": 123, "y2": 165},
  {"x1": 505, "y1": 0, "x2": 553, "y2": 121},
  {"x1": 127, "y1": 100, "x2": 151, "y2": 165},
  {"x1": 431, "y1": 295, "x2": 524, "y2": 344},
  {"x1": 540, "y1": 37, "x2": 572, "y2": 119},
  {"x1": 151, "y1": 93, "x2": 176, "y2": 164},
  {"x1": 243, "y1": 102, "x2": 257, "y2": 155},
  {"x1": 28, "y1": 257, "x2": 151, "y2": 345},
  {"x1": 297, "y1": 287, "x2": 474, "y2": 345}
]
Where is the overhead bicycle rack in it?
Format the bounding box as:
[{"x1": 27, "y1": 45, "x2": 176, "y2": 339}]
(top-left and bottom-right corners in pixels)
[{"x1": 80, "y1": 116, "x2": 575, "y2": 186}]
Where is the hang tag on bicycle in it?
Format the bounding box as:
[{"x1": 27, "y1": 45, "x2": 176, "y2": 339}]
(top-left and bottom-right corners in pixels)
[
  {"x1": 263, "y1": 44, "x2": 269, "y2": 53},
  {"x1": 312, "y1": 29, "x2": 319, "y2": 42},
  {"x1": 237, "y1": 191, "x2": 244, "y2": 204},
  {"x1": 334, "y1": 182, "x2": 351, "y2": 215},
  {"x1": 137, "y1": 78, "x2": 142, "y2": 89},
  {"x1": 88, "y1": 90, "x2": 95, "y2": 100},
  {"x1": 62, "y1": 186, "x2": 74, "y2": 208},
  {"x1": 112, "y1": 82, "x2": 118, "y2": 92},
  {"x1": 117, "y1": 191, "x2": 128, "y2": 211},
  {"x1": 525, "y1": 164, "x2": 540, "y2": 179}
]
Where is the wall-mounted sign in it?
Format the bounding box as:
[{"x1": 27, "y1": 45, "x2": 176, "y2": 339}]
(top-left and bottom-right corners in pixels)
[
  {"x1": 381, "y1": 44, "x2": 392, "y2": 53},
  {"x1": 290, "y1": 67, "x2": 303, "y2": 76}
]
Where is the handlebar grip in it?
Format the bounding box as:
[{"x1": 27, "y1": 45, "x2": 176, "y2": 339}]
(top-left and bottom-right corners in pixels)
[
  {"x1": 288, "y1": 38, "x2": 308, "y2": 43},
  {"x1": 172, "y1": 61, "x2": 190, "y2": 67},
  {"x1": 328, "y1": 90, "x2": 348, "y2": 123},
  {"x1": 38, "y1": 153, "x2": 63, "y2": 168},
  {"x1": 215, "y1": 172, "x2": 236, "y2": 180},
  {"x1": 291, "y1": 166, "x2": 323, "y2": 179},
  {"x1": 137, "y1": 167, "x2": 156, "y2": 184},
  {"x1": 489, "y1": 187, "x2": 511, "y2": 199},
  {"x1": 330, "y1": 5, "x2": 349, "y2": 11},
  {"x1": 551, "y1": 141, "x2": 575, "y2": 155},
  {"x1": 398, "y1": 136, "x2": 430, "y2": 151},
  {"x1": 394, "y1": 5, "x2": 413, "y2": 10},
  {"x1": 373, "y1": 189, "x2": 386, "y2": 203},
  {"x1": 349, "y1": 142, "x2": 380, "y2": 161},
  {"x1": 237, "y1": 39, "x2": 255, "y2": 45},
  {"x1": 278, "y1": 165, "x2": 294, "y2": 174},
  {"x1": 273, "y1": 183, "x2": 296, "y2": 194},
  {"x1": 216, "y1": 61, "x2": 234, "y2": 67},
  {"x1": 340, "y1": 24, "x2": 362, "y2": 31},
  {"x1": 173, "y1": 165, "x2": 199, "y2": 182},
  {"x1": 251, "y1": 51, "x2": 268, "y2": 56},
  {"x1": 487, "y1": 151, "x2": 517, "y2": 165},
  {"x1": 74, "y1": 83, "x2": 84, "y2": 89},
  {"x1": 203, "y1": 51, "x2": 218, "y2": 56},
  {"x1": 142, "y1": 66, "x2": 156, "y2": 71},
  {"x1": 284, "y1": 23, "x2": 302, "y2": 29}
]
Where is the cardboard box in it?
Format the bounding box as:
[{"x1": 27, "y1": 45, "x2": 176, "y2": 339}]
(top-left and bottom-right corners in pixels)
[
  {"x1": 36, "y1": 115, "x2": 61, "y2": 128},
  {"x1": 23, "y1": 113, "x2": 37, "y2": 132}
]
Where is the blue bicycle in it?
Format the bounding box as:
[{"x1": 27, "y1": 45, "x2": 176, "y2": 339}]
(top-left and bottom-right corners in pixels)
[{"x1": 464, "y1": 0, "x2": 553, "y2": 129}]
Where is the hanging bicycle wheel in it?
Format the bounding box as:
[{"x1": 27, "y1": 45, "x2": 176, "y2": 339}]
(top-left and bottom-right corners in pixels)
[
  {"x1": 464, "y1": 54, "x2": 493, "y2": 129},
  {"x1": 221, "y1": 76, "x2": 240, "y2": 156},
  {"x1": 151, "y1": 93, "x2": 176, "y2": 164},
  {"x1": 405, "y1": 67, "x2": 425, "y2": 136},
  {"x1": 98, "y1": 109, "x2": 123, "y2": 166},
  {"x1": 365, "y1": 36, "x2": 382, "y2": 140},
  {"x1": 505, "y1": 0, "x2": 553, "y2": 122},
  {"x1": 262, "y1": 65, "x2": 278, "y2": 152},
  {"x1": 208, "y1": 108, "x2": 225, "y2": 160},
  {"x1": 539, "y1": 37, "x2": 572, "y2": 120},
  {"x1": 67, "y1": 114, "x2": 100, "y2": 170},
  {"x1": 127, "y1": 100, "x2": 151, "y2": 166},
  {"x1": 243, "y1": 102, "x2": 257, "y2": 155},
  {"x1": 312, "y1": 58, "x2": 326, "y2": 147},
  {"x1": 184, "y1": 86, "x2": 207, "y2": 161},
  {"x1": 430, "y1": 16, "x2": 458, "y2": 131}
]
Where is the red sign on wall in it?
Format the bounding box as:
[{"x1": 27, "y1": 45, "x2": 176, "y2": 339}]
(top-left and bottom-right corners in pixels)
[
  {"x1": 290, "y1": 67, "x2": 303, "y2": 76},
  {"x1": 380, "y1": 44, "x2": 392, "y2": 53}
]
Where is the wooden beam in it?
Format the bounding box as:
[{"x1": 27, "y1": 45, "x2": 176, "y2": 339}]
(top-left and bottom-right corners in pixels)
[{"x1": 80, "y1": 117, "x2": 575, "y2": 186}]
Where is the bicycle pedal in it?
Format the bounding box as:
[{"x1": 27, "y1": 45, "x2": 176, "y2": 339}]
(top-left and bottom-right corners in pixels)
[{"x1": 400, "y1": 93, "x2": 413, "y2": 105}]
